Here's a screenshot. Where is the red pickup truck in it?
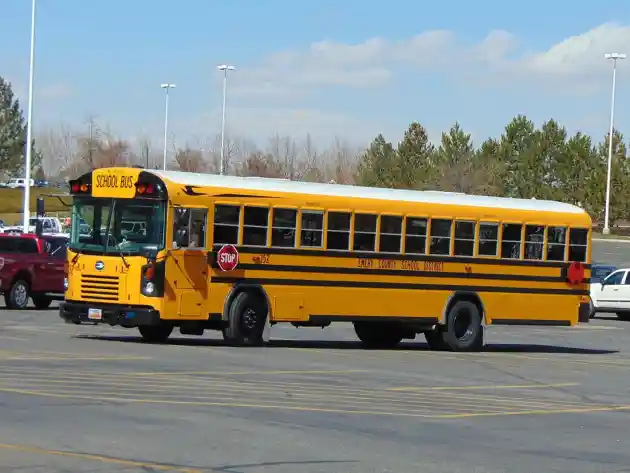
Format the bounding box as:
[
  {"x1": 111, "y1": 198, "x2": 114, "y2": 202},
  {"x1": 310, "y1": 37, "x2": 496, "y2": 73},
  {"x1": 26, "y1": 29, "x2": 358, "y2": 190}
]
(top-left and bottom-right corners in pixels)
[{"x1": 0, "y1": 233, "x2": 68, "y2": 309}]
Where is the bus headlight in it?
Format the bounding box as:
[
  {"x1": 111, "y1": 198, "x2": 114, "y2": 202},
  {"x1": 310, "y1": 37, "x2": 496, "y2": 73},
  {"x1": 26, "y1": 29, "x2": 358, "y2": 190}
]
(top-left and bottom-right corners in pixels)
[
  {"x1": 63, "y1": 277, "x2": 68, "y2": 290},
  {"x1": 143, "y1": 281, "x2": 155, "y2": 295}
]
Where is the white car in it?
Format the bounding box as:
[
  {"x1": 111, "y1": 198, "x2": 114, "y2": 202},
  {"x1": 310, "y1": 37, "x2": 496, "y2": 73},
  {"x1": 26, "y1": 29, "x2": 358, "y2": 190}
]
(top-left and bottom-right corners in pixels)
[{"x1": 590, "y1": 265, "x2": 630, "y2": 320}]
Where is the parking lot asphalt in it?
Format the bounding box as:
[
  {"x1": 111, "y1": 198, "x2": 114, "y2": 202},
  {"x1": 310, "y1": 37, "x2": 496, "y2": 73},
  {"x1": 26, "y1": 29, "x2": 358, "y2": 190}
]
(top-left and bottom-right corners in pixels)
[
  {"x1": 593, "y1": 238, "x2": 630, "y2": 267},
  {"x1": 2, "y1": 304, "x2": 630, "y2": 473}
]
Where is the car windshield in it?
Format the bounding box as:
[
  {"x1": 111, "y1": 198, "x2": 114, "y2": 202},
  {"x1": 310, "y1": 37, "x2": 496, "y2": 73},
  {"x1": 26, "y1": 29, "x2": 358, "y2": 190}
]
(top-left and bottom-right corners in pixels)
[{"x1": 69, "y1": 197, "x2": 166, "y2": 255}]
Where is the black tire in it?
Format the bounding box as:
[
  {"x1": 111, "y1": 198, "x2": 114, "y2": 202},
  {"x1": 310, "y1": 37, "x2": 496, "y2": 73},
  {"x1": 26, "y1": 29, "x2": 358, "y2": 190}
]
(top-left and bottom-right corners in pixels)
[
  {"x1": 617, "y1": 312, "x2": 630, "y2": 321},
  {"x1": 32, "y1": 295, "x2": 52, "y2": 310},
  {"x1": 222, "y1": 291, "x2": 267, "y2": 346},
  {"x1": 441, "y1": 300, "x2": 484, "y2": 352},
  {"x1": 353, "y1": 321, "x2": 403, "y2": 349},
  {"x1": 425, "y1": 329, "x2": 448, "y2": 351},
  {"x1": 589, "y1": 300, "x2": 596, "y2": 319},
  {"x1": 138, "y1": 324, "x2": 173, "y2": 343},
  {"x1": 5, "y1": 279, "x2": 30, "y2": 310}
]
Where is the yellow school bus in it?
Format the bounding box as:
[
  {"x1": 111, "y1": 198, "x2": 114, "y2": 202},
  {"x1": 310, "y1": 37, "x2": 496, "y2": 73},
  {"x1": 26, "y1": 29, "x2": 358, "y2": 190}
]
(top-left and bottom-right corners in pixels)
[{"x1": 59, "y1": 166, "x2": 592, "y2": 351}]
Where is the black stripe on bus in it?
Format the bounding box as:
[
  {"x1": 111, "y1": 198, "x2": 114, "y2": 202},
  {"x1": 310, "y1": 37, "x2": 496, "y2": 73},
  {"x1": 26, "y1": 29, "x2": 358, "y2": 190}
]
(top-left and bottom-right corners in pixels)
[
  {"x1": 211, "y1": 262, "x2": 590, "y2": 284},
  {"x1": 211, "y1": 276, "x2": 589, "y2": 296},
  {"x1": 218, "y1": 245, "x2": 591, "y2": 269}
]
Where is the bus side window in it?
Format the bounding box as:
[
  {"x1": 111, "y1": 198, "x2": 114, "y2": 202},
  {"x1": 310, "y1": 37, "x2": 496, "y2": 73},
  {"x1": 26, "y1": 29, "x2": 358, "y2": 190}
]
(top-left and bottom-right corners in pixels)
[
  {"x1": 271, "y1": 208, "x2": 297, "y2": 248},
  {"x1": 379, "y1": 215, "x2": 402, "y2": 253},
  {"x1": 546, "y1": 226, "x2": 567, "y2": 261},
  {"x1": 524, "y1": 225, "x2": 544, "y2": 260},
  {"x1": 213, "y1": 204, "x2": 240, "y2": 245},
  {"x1": 454, "y1": 221, "x2": 475, "y2": 257},
  {"x1": 327, "y1": 212, "x2": 351, "y2": 250},
  {"x1": 501, "y1": 224, "x2": 522, "y2": 259},
  {"x1": 189, "y1": 209, "x2": 207, "y2": 248},
  {"x1": 353, "y1": 213, "x2": 377, "y2": 252},
  {"x1": 173, "y1": 208, "x2": 207, "y2": 249},
  {"x1": 568, "y1": 228, "x2": 588, "y2": 262},
  {"x1": 300, "y1": 211, "x2": 323, "y2": 247},
  {"x1": 478, "y1": 222, "x2": 498, "y2": 256},
  {"x1": 429, "y1": 219, "x2": 452, "y2": 255},
  {"x1": 173, "y1": 208, "x2": 190, "y2": 248},
  {"x1": 243, "y1": 206, "x2": 269, "y2": 247},
  {"x1": 404, "y1": 217, "x2": 427, "y2": 254}
]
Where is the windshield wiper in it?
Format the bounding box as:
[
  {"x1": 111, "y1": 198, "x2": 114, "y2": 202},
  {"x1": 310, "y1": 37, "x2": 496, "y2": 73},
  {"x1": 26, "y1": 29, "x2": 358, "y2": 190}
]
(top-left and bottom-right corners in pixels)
[{"x1": 71, "y1": 243, "x2": 87, "y2": 264}]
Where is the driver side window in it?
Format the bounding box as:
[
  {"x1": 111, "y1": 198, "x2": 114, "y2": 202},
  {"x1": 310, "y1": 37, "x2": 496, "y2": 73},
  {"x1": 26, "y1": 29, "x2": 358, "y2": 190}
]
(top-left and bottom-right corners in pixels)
[
  {"x1": 605, "y1": 271, "x2": 625, "y2": 285},
  {"x1": 173, "y1": 208, "x2": 207, "y2": 249}
]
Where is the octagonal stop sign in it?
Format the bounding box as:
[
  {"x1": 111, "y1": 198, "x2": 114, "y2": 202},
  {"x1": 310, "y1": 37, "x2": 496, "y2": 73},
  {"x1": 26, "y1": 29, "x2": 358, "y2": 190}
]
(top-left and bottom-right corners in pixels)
[{"x1": 217, "y1": 244, "x2": 239, "y2": 271}]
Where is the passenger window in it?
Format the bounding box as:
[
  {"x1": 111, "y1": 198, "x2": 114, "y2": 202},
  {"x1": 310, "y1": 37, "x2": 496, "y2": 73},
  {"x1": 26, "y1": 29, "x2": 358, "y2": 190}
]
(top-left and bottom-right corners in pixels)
[
  {"x1": 546, "y1": 226, "x2": 567, "y2": 261},
  {"x1": 173, "y1": 208, "x2": 207, "y2": 248},
  {"x1": 524, "y1": 225, "x2": 544, "y2": 260},
  {"x1": 404, "y1": 217, "x2": 427, "y2": 254},
  {"x1": 454, "y1": 221, "x2": 475, "y2": 256},
  {"x1": 271, "y1": 208, "x2": 297, "y2": 248},
  {"x1": 501, "y1": 224, "x2": 522, "y2": 259},
  {"x1": 478, "y1": 222, "x2": 498, "y2": 256},
  {"x1": 353, "y1": 214, "x2": 377, "y2": 252},
  {"x1": 213, "y1": 204, "x2": 240, "y2": 245},
  {"x1": 243, "y1": 206, "x2": 269, "y2": 246},
  {"x1": 605, "y1": 271, "x2": 624, "y2": 285},
  {"x1": 327, "y1": 212, "x2": 351, "y2": 250},
  {"x1": 300, "y1": 211, "x2": 323, "y2": 247},
  {"x1": 429, "y1": 219, "x2": 452, "y2": 255},
  {"x1": 569, "y1": 228, "x2": 588, "y2": 262},
  {"x1": 379, "y1": 215, "x2": 402, "y2": 253}
]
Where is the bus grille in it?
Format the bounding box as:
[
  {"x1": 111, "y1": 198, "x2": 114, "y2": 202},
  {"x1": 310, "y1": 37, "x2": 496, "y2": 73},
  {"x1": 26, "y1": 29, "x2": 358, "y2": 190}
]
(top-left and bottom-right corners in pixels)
[{"x1": 80, "y1": 274, "x2": 119, "y2": 301}]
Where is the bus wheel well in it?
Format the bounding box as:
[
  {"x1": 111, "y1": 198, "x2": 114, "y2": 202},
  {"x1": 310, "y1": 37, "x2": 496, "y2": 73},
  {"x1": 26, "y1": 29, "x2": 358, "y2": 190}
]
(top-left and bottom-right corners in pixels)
[
  {"x1": 443, "y1": 292, "x2": 485, "y2": 326},
  {"x1": 224, "y1": 284, "x2": 271, "y2": 321}
]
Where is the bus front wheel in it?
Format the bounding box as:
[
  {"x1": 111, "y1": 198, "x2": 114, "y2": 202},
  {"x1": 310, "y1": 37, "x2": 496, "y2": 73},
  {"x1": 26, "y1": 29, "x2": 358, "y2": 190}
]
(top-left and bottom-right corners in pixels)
[
  {"x1": 222, "y1": 291, "x2": 267, "y2": 346},
  {"x1": 138, "y1": 324, "x2": 173, "y2": 343}
]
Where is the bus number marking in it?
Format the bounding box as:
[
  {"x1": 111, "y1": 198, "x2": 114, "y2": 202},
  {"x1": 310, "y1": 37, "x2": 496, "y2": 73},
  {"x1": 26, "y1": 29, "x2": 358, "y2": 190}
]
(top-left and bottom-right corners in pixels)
[
  {"x1": 252, "y1": 254, "x2": 270, "y2": 264},
  {"x1": 95, "y1": 175, "x2": 134, "y2": 189}
]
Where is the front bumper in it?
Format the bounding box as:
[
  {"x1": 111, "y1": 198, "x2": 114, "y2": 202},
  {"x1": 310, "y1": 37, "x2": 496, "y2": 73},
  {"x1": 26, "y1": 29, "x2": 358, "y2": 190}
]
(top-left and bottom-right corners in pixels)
[{"x1": 59, "y1": 300, "x2": 161, "y2": 327}]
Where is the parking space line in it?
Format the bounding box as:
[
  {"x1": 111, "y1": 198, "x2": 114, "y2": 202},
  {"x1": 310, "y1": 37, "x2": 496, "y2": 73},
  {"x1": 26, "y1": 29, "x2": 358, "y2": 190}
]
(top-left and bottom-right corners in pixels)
[
  {"x1": 0, "y1": 443, "x2": 207, "y2": 473},
  {"x1": 388, "y1": 383, "x2": 579, "y2": 391}
]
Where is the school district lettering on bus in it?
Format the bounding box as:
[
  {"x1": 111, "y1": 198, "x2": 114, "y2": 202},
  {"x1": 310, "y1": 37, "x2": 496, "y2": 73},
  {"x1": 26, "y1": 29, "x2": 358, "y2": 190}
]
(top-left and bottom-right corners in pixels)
[{"x1": 59, "y1": 167, "x2": 592, "y2": 352}]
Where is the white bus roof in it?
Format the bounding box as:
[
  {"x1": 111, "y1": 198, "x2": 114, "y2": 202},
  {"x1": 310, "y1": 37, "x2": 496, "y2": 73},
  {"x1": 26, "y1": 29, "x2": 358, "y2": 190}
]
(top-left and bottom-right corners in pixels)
[{"x1": 151, "y1": 170, "x2": 585, "y2": 215}]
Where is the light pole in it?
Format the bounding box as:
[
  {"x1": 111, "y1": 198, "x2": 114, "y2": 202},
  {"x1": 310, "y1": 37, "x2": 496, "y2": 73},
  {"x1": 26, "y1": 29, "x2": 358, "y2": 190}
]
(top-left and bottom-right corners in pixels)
[
  {"x1": 217, "y1": 64, "x2": 235, "y2": 176},
  {"x1": 160, "y1": 83, "x2": 176, "y2": 170},
  {"x1": 22, "y1": 0, "x2": 36, "y2": 232},
  {"x1": 602, "y1": 53, "x2": 626, "y2": 235}
]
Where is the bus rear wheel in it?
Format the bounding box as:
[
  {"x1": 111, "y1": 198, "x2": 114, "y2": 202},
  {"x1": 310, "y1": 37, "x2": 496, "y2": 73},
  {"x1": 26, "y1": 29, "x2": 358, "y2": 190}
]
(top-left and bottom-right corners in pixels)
[
  {"x1": 222, "y1": 291, "x2": 267, "y2": 346},
  {"x1": 353, "y1": 321, "x2": 404, "y2": 349},
  {"x1": 440, "y1": 300, "x2": 484, "y2": 352},
  {"x1": 138, "y1": 324, "x2": 173, "y2": 343}
]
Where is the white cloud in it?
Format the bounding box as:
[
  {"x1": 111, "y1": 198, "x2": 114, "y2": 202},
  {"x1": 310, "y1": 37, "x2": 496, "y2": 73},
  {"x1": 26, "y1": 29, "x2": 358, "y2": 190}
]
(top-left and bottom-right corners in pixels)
[{"x1": 228, "y1": 23, "x2": 630, "y2": 99}]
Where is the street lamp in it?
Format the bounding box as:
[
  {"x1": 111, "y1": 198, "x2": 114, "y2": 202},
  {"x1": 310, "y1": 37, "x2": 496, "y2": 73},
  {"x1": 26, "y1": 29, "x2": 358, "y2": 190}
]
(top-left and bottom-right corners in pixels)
[
  {"x1": 217, "y1": 64, "x2": 235, "y2": 176},
  {"x1": 160, "y1": 83, "x2": 176, "y2": 171},
  {"x1": 22, "y1": 0, "x2": 36, "y2": 232},
  {"x1": 602, "y1": 53, "x2": 626, "y2": 235}
]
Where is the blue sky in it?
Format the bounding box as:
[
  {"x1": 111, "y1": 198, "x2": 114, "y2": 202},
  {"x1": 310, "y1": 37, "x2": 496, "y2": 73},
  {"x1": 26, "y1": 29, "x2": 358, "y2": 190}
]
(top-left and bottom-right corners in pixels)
[{"x1": 3, "y1": 0, "x2": 630, "y2": 152}]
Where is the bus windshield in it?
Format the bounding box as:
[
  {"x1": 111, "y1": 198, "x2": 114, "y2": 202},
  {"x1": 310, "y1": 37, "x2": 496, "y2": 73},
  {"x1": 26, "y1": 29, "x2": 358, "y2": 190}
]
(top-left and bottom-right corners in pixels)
[{"x1": 69, "y1": 197, "x2": 166, "y2": 255}]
